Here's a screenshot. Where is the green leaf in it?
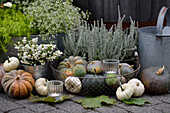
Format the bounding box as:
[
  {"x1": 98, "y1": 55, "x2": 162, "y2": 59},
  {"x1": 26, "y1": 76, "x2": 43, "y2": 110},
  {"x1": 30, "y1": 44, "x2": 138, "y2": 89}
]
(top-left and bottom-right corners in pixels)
[
  {"x1": 74, "y1": 95, "x2": 116, "y2": 109},
  {"x1": 122, "y1": 98, "x2": 150, "y2": 106},
  {"x1": 28, "y1": 94, "x2": 74, "y2": 103},
  {"x1": 80, "y1": 98, "x2": 101, "y2": 108},
  {"x1": 100, "y1": 95, "x2": 116, "y2": 104}
]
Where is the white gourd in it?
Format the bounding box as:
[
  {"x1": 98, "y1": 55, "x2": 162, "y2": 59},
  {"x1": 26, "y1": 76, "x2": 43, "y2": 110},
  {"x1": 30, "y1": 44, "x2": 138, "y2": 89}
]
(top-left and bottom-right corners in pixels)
[
  {"x1": 128, "y1": 78, "x2": 145, "y2": 97},
  {"x1": 3, "y1": 57, "x2": 20, "y2": 72},
  {"x1": 116, "y1": 83, "x2": 134, "y2": 101},
  {"x1": 35, "y1": 78, "x2": 48, "y2": 96},
  {"x1": 65, "y1": 77, "x2": 82, "y2": 93}
]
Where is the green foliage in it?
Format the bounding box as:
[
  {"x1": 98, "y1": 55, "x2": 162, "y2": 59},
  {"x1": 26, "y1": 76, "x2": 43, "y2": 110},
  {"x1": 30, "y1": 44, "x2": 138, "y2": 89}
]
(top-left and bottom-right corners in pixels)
[
  {"x1": 74, "y1": 95, "x2": 116, "y2": 109},
  {"x1": 23, "y1": 0, "x2": 90, "y2": 41},
  {"x1": 122, "y1": 98, "x2": 150, "y2": 106},
  {"x1": 63, "y1": 10, "x2": 138, "y2": 62},
  {"x1": 0, "y1": 0, "x2": 7, "y2": 4},
  {"x1": 28, "y1": 94, "x2": 74, "y2": 103},
  {"x1": 0, "y1": 4, "x2": 34, "y2": 52}
]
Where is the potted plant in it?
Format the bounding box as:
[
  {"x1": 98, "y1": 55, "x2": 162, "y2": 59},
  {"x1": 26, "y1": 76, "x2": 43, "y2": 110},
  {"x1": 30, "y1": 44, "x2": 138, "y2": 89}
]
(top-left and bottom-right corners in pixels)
[
  {"x1": 63, "y1": 16, "x2": 138, "y2": 62},
  {"x1": 0, "y1": 2, "x2": 35, "y2": 62},
  {"x1": 22, "y1": 0, "x2": 90, "y2": 51},
  {"x1": 14, "y1": 37, "x2": 63, "y2": 80}
]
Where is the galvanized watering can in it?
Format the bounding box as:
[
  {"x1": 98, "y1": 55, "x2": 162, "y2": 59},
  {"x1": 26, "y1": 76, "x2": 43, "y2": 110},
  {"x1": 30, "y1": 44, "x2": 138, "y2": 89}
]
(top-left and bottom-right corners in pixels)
[{"x1": 138, "y1": 6, "x2": 170, "y2": 73}]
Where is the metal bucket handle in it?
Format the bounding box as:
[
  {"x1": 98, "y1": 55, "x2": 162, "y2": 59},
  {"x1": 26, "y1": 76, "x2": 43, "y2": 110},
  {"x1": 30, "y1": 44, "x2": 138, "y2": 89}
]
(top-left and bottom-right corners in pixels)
[{"x1": 156, "y1": 6, "x2": 170, "y2": 34}]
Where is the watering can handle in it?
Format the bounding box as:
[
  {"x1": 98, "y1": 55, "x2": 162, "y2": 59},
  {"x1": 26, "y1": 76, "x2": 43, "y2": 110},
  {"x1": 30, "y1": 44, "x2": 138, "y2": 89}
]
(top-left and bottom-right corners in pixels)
[{"x1": 156, "y1": 6, "x2": 169, "y2": 34}]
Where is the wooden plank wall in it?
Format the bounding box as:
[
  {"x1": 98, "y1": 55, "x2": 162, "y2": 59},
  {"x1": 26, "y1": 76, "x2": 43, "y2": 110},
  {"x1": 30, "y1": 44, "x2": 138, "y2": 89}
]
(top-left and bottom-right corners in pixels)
[{"x1": 73, "y1": 0, "x2": 168, "y2": 23}]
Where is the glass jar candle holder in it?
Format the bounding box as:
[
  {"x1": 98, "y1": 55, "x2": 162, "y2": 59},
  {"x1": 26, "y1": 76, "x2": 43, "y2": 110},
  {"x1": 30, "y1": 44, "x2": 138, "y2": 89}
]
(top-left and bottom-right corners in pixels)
[
  {"x1": 103, "y1": 59, "x2": 119, "y2": 74},
  {"x1": 46, "y1": 80, "x2": 63, "y2": 97}
]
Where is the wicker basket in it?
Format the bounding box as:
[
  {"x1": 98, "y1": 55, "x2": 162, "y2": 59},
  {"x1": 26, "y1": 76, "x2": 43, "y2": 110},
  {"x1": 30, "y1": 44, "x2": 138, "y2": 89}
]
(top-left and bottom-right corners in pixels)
[{"x1": 50, "y1": 58, "x2": 140, "y2": 96}]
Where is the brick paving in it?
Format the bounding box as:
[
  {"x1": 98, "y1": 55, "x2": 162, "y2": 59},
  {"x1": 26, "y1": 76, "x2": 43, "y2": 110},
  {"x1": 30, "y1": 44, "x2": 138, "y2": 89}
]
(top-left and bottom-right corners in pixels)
[{"x1": 0, "y1": 91, "x2": 170, "y2": 113}]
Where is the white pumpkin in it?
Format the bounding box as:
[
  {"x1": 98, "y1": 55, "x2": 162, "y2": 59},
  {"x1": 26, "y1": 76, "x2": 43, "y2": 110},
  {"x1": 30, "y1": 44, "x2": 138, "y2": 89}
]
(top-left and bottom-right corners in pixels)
[
  {"x1": 116, "y1": 83, "x2": 134, "y2": 101},
  {"x1": 35, "y1": 78, "x2": 48, "y2": 96},
  {"x1": 128, "y1": 78, "x2": 145, "y2": 97},
  {"x1": 65, "y1": 77, "x2": 82, "y2": 93},
  {"x1": 3, "y1": 57, "x2": 20, "y2": 72}
]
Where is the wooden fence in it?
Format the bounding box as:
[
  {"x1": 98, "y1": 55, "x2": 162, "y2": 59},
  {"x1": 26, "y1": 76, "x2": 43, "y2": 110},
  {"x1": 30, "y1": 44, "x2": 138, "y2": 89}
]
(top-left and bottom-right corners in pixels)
[{"x1": 73, "y1": 0, "x2": 169, "y2": 23}]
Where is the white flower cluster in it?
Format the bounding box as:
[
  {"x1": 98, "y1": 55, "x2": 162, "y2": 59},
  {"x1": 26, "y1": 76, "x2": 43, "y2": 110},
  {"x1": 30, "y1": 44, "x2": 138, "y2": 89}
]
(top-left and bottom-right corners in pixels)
[
  {"x1": 22, "y1": 0, "x2": 90, "y2": 40},
  {"x1": 15, "y1": 37, "x2": 63, "y2": 66},
  {"x1": 3, "y1": 2, "x2": 12, "y2": 8}
]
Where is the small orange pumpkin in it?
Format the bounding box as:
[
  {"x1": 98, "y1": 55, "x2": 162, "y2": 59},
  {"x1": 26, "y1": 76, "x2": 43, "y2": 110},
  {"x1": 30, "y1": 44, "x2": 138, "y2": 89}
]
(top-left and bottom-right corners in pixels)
[
  {"x1": 58, "y1": 56, "x2": 87, "y2": 79},
  {"x1": 1, "y1": 70, "x2": 35, "y2": 98}
]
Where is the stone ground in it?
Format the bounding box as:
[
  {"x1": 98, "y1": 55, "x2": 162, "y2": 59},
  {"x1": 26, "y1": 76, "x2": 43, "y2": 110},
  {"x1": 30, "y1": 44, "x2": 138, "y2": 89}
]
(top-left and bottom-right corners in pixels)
[{"x1": 0, "y1": 91, "x2": 170, "y2": 113}]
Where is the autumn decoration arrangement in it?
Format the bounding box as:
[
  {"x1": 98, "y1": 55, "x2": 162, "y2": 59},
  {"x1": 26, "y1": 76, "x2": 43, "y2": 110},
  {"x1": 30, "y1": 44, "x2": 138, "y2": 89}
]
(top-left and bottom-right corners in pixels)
[{"x1": 0, "y1": 0, "x2": 170, "y2": 110}]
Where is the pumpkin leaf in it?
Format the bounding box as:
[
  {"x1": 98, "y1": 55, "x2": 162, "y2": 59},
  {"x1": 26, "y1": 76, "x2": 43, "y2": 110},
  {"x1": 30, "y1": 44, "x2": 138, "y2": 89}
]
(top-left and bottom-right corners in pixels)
[
  {"x1": 99, "y1": 95, "x2": 116, "y2": 104},
  {"x1": 28, "y1": 94, "x2": 74, "y2": 103},
  {"x1": 74, "y1": 95, "x2": 116, "y2": 109},
  {"x1": 122, "y1": 98, "x2": 150, "y2": 106}
]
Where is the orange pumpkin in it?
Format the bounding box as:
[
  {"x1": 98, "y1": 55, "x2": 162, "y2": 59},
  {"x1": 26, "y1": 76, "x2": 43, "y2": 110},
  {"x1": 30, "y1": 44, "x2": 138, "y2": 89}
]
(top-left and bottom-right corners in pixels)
[
  {"x1": 57, "y1": 56, "x2": 87, "y2": 79},
  {"x1": 1, "y1": 70, "x2": 35, "y2": 98}
]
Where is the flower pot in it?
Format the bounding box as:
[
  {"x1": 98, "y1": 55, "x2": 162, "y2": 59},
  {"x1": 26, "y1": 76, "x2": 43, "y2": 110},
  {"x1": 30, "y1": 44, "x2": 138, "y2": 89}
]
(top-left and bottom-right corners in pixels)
[
  {"x1": 21, "y1": 62, "x2": 51, "y2": 80},
  {"x1": 54, "y1": 33, "x2": 66, "y2": 52}
]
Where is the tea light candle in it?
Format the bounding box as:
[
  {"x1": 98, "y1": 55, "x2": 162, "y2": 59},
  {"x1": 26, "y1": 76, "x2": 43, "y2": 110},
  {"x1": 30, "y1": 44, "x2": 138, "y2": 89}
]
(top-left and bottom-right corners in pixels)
[
  {"x1": 103, "y1": 59, "x2": 119, "y2": 74},
  {"x1": 50, "y1": 93, "x2": 60, "y2": 97},
  {"x1": 46, "y1": 80, "x2": 63, "y2": 98},
  {"x1": 106, "y1": 71, "x2": 116, "y2": 74}
]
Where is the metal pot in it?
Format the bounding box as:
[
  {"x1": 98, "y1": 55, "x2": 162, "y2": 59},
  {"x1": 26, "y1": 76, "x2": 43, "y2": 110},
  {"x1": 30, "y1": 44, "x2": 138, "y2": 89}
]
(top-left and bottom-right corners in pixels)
[
  {"x1": 138, "y1": 6, "x2": 170, "y2": 73},
  {"x1": 22, "y1": 62, "x2": 51, "y2": 80}
]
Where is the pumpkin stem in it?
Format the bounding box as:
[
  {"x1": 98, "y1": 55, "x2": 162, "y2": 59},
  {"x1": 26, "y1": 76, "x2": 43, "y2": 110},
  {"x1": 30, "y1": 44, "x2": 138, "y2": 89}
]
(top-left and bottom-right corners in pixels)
[
  {"x1": 119, "y1": 64, "x2": 122, "y2": 69},
  {"x1": 94, "y1": 68, "x2": 97, "y2": 75},
  {"x1": 67, "y1": 62, "x2": 72, "y2": 68},
  {"x1": 129, "y1": 65, "x2": 134, "y2": 69},
  {"x1": 7, "y1": 56, "x2": 10, "y2": 63},
  {"x1": 119, "y1": 82, "x2": 124, "y2": 91},
  {"x1": 91, "y1": 61, "x2": 95, "y2": 65},
  {"x1": 137, "y1": 82, "x2": 139, "y2": 86},
  {"x1": 156, "y1": 65, "x2": 165, "y2": 75},
  {"x1": 16, "y1": 75, "x2": 21, "y2": 80}
]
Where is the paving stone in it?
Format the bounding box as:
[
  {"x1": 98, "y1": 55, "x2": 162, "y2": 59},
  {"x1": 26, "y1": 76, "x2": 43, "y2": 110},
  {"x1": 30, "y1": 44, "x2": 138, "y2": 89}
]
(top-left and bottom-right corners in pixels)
[
  {"x1": 8, "y1": 108, "x2": 35, "y2": 113},
  {"x1": 157, "y1": 93, "x2": 170, "y2": 104},
  {"x1": 55, "y1": 101, "x2": 87, "y2": 113},
  {"x1": 0, "y1": 92, "x2": 18, "y2": 101},
  {"x1": 0, "y1": 97, "x2": 23, "y2": 112},
  {"x1": 44, "y1": 109, "x2": 69, "y2": 113},
  {"x1": 0, "y1": 92, "x2": 170, "y2": 113},
  {"x1": 115, "y1": 103, "x2": 162, "y2": 113},
  {"x1": 95, "y1": 106, "x2": 128, "y2": 113},
  {"x1": 139, "y1": 94, "x2": 163, "y2": 106},
  {"x1": 152, "y1": 103, "x2": 170, "y2": 113},
  {"x1": 71, "y1": 95, "x2": 85, "y2": 100},
  {"x1": 24, "y1": 103, "x2": 56, "y2": 112},
  {"x1": 86, "y1": 111, "x2": 99, "y2": 113},
  {"x1": 15, "y1": 99, "x2": 56, "y2": 112}
]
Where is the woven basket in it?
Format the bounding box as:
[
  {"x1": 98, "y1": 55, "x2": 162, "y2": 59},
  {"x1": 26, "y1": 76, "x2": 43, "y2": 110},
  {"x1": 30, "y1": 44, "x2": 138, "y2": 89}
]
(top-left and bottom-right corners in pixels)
[{"x1": 50, "y1": 58, "x2": 140, "y2": 96}]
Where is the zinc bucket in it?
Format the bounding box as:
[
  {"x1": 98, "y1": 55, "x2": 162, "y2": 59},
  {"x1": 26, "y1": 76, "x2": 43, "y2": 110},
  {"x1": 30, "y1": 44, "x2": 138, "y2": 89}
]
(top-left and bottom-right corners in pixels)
[{"x1": 138, "y1": 6, "x2": 170, "y2": 72}]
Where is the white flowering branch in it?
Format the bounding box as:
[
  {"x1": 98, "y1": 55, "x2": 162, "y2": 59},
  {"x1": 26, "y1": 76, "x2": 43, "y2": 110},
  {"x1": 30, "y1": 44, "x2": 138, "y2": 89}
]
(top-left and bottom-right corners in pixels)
[{"x1": 15, "y1": 37, "x2": 63, "y2": 66}]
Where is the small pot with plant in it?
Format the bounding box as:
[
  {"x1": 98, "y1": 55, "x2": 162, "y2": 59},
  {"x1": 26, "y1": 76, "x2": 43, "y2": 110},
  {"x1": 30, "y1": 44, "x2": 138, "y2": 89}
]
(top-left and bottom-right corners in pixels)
[
  {"x1": 14, "y1": 37, "x2": 63, "y2": 80},
  {"x1": 22, "y1": 0, "x2": 90, "y2": 52}
]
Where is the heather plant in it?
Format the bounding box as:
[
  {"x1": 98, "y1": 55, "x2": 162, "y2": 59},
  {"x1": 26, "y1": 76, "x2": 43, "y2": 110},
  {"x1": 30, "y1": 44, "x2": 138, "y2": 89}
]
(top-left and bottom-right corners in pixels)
[{"x1": 63, "y1": 11, "x2": 138, "y2": 62}]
